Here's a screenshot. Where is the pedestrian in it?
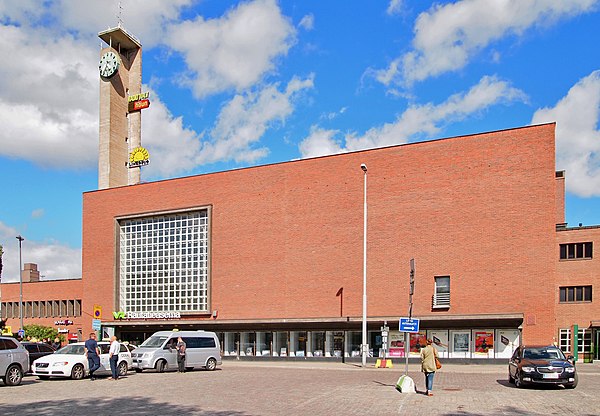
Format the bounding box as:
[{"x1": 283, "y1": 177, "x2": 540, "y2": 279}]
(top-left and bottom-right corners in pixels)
[
  {"x1": 176, "y1": 336, "x2": 186, "y2": 373},
  {"x1": 420, "y1": 338, "x2": 439, "y2": 396},
  {"x1": 84, "y1": 332, "x2": 101, "y2": 381},
  {"x1": 108, "y1": 335, "x2": 120, "y2": 380},
  {"x1": 52, "y1": 337, "x2": 61, "y2": 350}
]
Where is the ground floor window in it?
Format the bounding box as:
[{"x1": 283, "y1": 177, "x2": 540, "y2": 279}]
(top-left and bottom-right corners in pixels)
[{"x1": 559, "y1": 329, "x2": 571, "y2": 353}]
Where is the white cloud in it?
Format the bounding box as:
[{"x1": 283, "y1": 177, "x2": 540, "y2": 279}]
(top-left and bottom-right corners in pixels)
[
  {"x1": 299, "y1": 14, "x2": 315, "y2": 30},
  {"x1": 376, "y1": 0, "x2": 598, "y2": 85},
  {"x1": 198, "y1": 75, "x2": 315, "y2": 165},
  {"x1": 0, "y1": 25, "x2": 98, "y2": 168},
  {"x1": 140, "y1": 88, "x2": 204, "y2": 179},
  {"x1": 166, "y1": 0, "x2": 297, "y2": 98},
  {"x1": 141, "y1": 75, "x2": 314, "y2": 177},
  {"x1": 300, "y1": 75, "x2": 526, "y2": 157},
  {"x1": 532, "y1": 71, "x2": 600, "y2": 197},
  {"x1": 31, "y1": 209, "x2": 45, "y2": 219},
  {"x1": 386, "y1": 0, "x2": 404, "y2": 16},
  {"x1": 0, "y1": 222, "x2": 81, "y2": 283}
]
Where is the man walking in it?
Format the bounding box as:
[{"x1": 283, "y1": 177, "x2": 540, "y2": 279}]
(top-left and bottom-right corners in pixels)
[
  {"x1": 108, "y1": 335, "x2": 120, "y2": 380},
  {"x1": 84, "y1": 332, "x2": 101, "y2": 381},
  {"x1": 176, "y1": 336, "x2": 186, "y2": 373}
]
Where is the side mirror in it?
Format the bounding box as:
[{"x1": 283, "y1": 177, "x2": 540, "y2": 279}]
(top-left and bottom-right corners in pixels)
[{"x1": 567, "y1": 355, "x2": 574, "y2": 363}]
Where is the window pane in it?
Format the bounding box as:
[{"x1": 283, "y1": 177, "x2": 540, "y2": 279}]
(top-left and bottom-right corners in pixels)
[
  {"x1": 576, "y1": 287, "x2": 583, "y2": 301},
  {"x1": 559, "y1": 244, "x2": 567, "y2": 259},
  {"x1": 559, "y1": 287, "x2": 566, "y2": 302},
  {"x1": 584, "y1": 242, "x2": 593, "y2": 258},
  {"x1": 584, "y1": 286, "x2": 592, "y2": 302},
  {"x1": 567, "y1": 244, "x2": 575, "y2": 259},
  {"x1": 567, "y1": 288, "x2": 575, "y2": 302},
  {"x1": 576, "y1": 243, "x2": 583, "y2": 258}
]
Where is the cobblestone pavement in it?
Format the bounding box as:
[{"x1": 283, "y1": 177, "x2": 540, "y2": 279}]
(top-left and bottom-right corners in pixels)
[{"x1": 2, "y1": 361, "x2": 600, "y2": 415}]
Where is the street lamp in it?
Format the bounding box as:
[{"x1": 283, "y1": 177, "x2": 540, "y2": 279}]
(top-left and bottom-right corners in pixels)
[
  {"x1": 360, "y1": 163, "x2": 368, "y2": 367},
  {"x1": 16, "y1": 235, "x2": 24, "y2": 333}
]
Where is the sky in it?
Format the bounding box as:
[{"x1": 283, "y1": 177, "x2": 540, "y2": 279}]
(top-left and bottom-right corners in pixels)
[{"x1": 0, "y1": 0, "x2": 599, "y2": 283}]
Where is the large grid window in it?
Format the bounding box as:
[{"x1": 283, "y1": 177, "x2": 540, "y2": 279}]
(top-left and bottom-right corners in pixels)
[
  {"x1": 559, "y1": 329, "x2": 571, "y2": 353},
  {"x1": 119, "y1": 210, "x2": 209, "y2": 313}
]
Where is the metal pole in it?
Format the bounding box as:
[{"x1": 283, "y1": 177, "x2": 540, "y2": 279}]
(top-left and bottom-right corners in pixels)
[
  {"x1": 361, "y1": 164, "x2": 368, "y2": 367},
  {"x1": 16, "y1": 235, "x2": 24, "y2": 333}
]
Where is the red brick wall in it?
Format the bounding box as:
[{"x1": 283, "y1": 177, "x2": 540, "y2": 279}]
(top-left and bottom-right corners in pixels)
[
  {"x1": 1, "y1": 279, "x2": 83, "y2": 334},
  {"x1": 556, "y1": 227, "x2": 600, "y2": 337},
  {"x1": 82, "y1": 123, "x2": 558, "y2": 343}
]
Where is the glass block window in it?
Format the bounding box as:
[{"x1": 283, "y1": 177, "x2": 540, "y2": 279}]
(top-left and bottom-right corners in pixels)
[{"x1": 119, "y1": 210, "x2": 210, "y2": 313}]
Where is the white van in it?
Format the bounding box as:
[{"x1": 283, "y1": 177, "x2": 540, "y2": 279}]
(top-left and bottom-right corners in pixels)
[{"x1": 131, "y1": 330, "x2": 221, "y2": 373}]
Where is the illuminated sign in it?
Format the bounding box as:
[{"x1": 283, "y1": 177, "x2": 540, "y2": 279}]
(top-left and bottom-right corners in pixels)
[
  {"x1": 128, "y1": 92, "x2": 150, "y2": 112},
  {"x1": 128, "y1": 92, "x2": 149, "y2": 102},
  {"x1": 128, "y1": 146, "x2": 150, "y2": 168},
  {"x1": 113, "y1": 311, "x2": 181, "y2": 320},
  {"x1": 129, "y1": 99, "x2": 150, "y2": 111}
]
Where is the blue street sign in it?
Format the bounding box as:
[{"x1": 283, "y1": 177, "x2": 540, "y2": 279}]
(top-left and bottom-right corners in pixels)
[
  {"x1": 17, "y1": 329, "x2": 25, "y2": 338},
  {"x1": 92, "y1": 319, "x2": 101, "y2": 330},
  {"x1": 399, "y1": 317, "x2": 420, "y2": 333}
]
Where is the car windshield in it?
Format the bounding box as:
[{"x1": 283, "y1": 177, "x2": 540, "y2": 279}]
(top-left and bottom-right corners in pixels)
[
  {"x1": 523, "y1": 347, "x2": 565, "y2": 360},
  {"x1": 56, "y1": 344, "x2": 86, "y2": 355},
  {"x1": 140, "y1": 336, "x2": 168, "y2": 348}
]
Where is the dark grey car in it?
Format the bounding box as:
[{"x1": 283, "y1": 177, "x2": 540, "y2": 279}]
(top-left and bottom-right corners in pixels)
[
  {"x1": 508, "y1": 345, "x2": 577, "y2": 389},
  {"x1": 0, "y1": 336, "x2": 30, "y2": 386}
]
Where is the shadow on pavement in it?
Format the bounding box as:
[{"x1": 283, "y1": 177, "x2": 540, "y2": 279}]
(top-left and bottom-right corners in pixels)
[{"x1": 0, "y1": 396, "x2": 249, "y2": 416}]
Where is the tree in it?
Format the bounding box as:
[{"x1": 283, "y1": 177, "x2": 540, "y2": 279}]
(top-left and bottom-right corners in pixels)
[{"x1": 23, "y1": 324, "x2": 63, "y2": 342}]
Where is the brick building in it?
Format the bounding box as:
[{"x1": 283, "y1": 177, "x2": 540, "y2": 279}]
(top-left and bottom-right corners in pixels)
[{"x1": 2, "y1": 123, "x2": 599, "y2": 361}]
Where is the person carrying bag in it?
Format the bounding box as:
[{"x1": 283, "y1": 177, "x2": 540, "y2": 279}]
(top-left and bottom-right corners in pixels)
[{"x1": 420, "y1": 338, "x2": 440, "y2": 396}]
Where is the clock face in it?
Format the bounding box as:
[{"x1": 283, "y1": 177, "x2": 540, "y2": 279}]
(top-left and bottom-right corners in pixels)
[{"x1": 99, "y1": 51, "x2": 120, "y2": 78}]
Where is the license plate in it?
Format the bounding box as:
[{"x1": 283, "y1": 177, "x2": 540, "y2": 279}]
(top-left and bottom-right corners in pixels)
[{"x1": 543, "y1": 373, "x2": 559, "y2": 379}]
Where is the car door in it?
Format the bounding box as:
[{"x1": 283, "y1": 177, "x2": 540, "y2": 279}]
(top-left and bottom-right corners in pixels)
[
  {"x1": 0, "y1": 339, "x2": 12, "y2": 374},
  {"x1": 24, "y1": 344, "x2": 40, "y2": 366},
  {"x1": 98, "y1": 344, "x2": 111, "y2": 372},
  {"x1": 508, "y1": 347, "x2": 521, "y2": 378}
]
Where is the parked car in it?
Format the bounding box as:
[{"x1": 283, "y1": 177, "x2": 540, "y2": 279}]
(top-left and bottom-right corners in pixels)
[
  {"x1": 32, "y1": 341, "x2": 132, "y2": 380},
  {"x1": 508, "y1": 345, "x2": 577, "y2": 389},
  {"x1": 21, "y1": 342, "x2": 56, "y2": 369},
  {"x1": 131, "y1": 330, "x2": 221, "y2": 373},
  {"x1": 0, "y1": 336, "x2": 29, "y2": 386}
]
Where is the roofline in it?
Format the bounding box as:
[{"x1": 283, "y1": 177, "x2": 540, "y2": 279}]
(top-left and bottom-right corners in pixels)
[{"x1": 84, "y1": 122, "x2": 556, "y2": 196}]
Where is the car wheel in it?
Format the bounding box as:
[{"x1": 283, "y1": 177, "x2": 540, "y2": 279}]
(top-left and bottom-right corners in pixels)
[
  {"x1": 155, "y1": 360, "x2": 166, "y2": 373},
  {"x1": 205, "y1": 358, "x2": 217, "y2": 371},
  {"x1": 508, "y1": 372, "x2": 515, "y2": 384},
  {"x1": 565, "y1": 373, "x2": 578, "y2": 389},
  {"x1": 118, "y1": 361, "x2": 128, "y2": 376},
  {"x1": 5, "y1": 365, "x2": 23, "y2": 386},
  {"x1": 514, "y1": 373, "x2": 523, "y2": 388},
  {"x1": 38, "y1": 376, "x2": 51, "y2": 380},
  {"x1": 71, "y1": 364, "x2": 85, "y2": 380}
]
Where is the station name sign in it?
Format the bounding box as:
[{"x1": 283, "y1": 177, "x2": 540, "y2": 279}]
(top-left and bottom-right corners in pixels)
[
  {"x1": 128, "y1": 91, "x2": 150, "y2": 112},
  {"x1": 113, "y1": 311, "x2": 181, "y2": 320},
  {"x1": 54, "y1": 319, "x2": 73, "y2": 326}
]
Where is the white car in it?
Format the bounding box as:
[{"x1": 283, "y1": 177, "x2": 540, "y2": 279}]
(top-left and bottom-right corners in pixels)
[{"x1": 32, "y1": 341, "x2": 132, "y2": 380}]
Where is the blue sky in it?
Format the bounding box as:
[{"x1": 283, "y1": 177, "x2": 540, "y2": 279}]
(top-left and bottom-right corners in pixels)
[{"x1": 0, "y1": 0, "x2": 599, "y2": 282}]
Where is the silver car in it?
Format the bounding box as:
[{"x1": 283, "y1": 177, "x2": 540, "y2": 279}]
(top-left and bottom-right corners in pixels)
[{"x1": 0, "y1": 336, "x2": 30, "y2": 386}]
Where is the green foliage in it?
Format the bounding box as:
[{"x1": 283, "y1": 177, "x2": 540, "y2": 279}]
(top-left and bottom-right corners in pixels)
[{"x1": 23, "y1": 324, "x2": 63, "y2": 342}]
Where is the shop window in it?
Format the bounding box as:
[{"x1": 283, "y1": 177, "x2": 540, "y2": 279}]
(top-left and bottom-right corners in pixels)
[
  {"x1": 559, "y1": 329, "x2": 571, "y2": 353},
  {"x1": 559, "y1": 286, "x2": 592, "y2": 303},
  {"x1": 559, "y1": 242, "x2": 593, "y2": 260},
  {"x1": 432, "y1": 276, "x2": 450, "y2": 308}
]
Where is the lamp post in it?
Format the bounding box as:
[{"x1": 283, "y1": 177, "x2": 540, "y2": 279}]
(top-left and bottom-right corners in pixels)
[
  {"x1": 16, "y1": 235, "x2": 24, "y2": 333},
  {"x1": 360, "y1": 163, "x2": 368, "y2": 367}
]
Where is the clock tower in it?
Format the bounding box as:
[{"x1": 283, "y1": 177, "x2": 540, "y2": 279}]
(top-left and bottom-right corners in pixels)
[{"x1": 98, "y1": 26, "x2": 143, "y2": 189}]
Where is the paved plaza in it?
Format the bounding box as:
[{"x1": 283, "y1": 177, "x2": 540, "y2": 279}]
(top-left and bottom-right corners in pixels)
[{"x1": 2, "y1": 361, "x2": 600, "y2": 415}]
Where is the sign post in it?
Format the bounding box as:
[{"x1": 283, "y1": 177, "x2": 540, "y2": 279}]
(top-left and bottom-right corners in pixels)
[{"x1": 404, "y1": 258, "x2": 416, "y2": 375}]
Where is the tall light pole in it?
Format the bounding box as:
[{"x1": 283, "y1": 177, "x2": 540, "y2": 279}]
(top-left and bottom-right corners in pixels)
[
  {"x1": 360, "y1": 163, "x2": 368, "y2": 367},
  {"x1": 16, "y1": 235, "x2": 24, "y2": 333}
]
